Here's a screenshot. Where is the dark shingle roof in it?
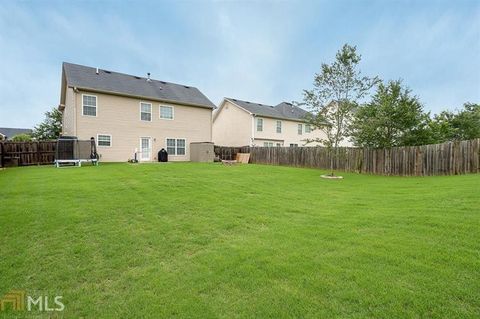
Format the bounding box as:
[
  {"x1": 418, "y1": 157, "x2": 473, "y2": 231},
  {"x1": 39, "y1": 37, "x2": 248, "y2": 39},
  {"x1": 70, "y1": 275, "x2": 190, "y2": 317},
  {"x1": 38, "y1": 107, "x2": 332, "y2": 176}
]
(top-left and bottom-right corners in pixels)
[
  {"x1": 0, "y1": 128, "x2": 32, "y2": 139},
  {"x1": 226, "y1": 98, "x2": 309, "y2": 121},
  {"x1": 63, "y1": 62, "x2": 215, "y2": 108}
]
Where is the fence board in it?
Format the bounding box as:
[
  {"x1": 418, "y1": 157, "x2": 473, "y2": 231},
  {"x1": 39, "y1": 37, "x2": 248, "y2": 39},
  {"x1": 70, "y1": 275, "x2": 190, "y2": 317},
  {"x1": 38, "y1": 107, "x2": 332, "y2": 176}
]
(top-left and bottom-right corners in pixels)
[
  {"x1": 215, "y1": 139, "x2": 480, "y2": 176},
  {"x1": 0, "y1": 141, "x2": 56, "y2": 167}
]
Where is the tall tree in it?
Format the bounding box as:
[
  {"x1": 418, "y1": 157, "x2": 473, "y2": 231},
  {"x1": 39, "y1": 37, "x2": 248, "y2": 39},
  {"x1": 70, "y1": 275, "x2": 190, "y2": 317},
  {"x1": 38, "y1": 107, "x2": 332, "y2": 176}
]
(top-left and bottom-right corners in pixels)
[
  {"x1": 32, "y1": 108, "x2": 62, "y2": 140},
  {"x1": 302, "y1": 44, "x2": 378, "y2": 175},
  {"x1": 351, "y1": 80, "x2": 432, "y2": 148}
]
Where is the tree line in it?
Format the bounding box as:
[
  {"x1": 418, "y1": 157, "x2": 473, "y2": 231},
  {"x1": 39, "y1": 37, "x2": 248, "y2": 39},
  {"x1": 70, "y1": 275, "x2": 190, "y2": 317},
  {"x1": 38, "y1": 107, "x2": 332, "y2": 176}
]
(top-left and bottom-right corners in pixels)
[{"x1": 301, "y1": 44, "x2": 479, "y2": 150}]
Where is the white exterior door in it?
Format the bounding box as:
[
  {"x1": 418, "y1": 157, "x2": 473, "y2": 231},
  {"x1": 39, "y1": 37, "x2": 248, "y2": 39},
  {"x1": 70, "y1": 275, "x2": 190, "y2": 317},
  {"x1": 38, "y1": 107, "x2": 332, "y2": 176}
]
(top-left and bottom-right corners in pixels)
[{"x1": 140, "y1": 137, "x2": 152, "y2": 161}]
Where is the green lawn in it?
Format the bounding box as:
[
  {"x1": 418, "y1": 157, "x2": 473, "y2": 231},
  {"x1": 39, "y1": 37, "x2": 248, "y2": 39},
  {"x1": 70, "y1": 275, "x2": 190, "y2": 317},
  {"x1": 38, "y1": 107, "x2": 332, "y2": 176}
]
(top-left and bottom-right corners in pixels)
[{"x1": 0, "y1": 163, "x2": 479, "y2": 318}]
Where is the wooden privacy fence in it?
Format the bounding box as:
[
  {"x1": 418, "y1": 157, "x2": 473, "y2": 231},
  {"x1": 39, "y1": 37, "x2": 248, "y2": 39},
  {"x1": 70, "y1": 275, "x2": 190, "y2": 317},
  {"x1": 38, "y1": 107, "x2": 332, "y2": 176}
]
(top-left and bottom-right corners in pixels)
[
  {"x1": 0, "y1": 141, "x2": 57, "y2": 167},
  {"x1": 214, "y1": 145, "x2": 251, "y2": 161},
  {"x1": 215, "y1": 139, "x2": 480, "y2": 176}
]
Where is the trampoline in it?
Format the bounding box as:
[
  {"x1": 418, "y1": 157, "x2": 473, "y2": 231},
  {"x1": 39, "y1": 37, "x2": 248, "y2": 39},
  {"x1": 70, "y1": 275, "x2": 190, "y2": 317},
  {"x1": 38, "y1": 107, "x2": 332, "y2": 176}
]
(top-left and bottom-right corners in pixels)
[{"x1": 55, "y1": 136, "x2": 99, "y2": 167}]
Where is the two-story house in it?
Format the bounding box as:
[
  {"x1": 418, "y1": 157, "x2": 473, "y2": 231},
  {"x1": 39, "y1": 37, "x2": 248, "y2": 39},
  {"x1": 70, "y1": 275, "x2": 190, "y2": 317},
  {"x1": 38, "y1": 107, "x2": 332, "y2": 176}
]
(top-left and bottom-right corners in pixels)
[
  {"x1": 59, "y1": 62, "x2": 215, "y2": 162},
  {"x1": 212, "y1": 98, "x2": 326, "y2": 147}
]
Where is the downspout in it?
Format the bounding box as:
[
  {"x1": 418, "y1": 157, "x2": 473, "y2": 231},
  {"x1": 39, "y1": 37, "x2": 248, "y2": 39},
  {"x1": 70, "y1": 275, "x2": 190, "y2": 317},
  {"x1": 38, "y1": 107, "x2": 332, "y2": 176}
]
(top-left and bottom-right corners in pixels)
[
  {"x1": 73, "y1": 87, "x2": 79, "y2": 136},
  {"x1": 251, "y1": 115, "x2": 255, "y2": 146}
]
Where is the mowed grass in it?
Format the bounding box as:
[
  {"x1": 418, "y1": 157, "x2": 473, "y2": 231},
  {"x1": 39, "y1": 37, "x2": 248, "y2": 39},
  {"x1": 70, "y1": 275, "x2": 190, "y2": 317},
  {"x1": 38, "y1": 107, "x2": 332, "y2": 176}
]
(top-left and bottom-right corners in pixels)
[{"x1": 0, "y1": 163, "x2": 479, "y2": 318}]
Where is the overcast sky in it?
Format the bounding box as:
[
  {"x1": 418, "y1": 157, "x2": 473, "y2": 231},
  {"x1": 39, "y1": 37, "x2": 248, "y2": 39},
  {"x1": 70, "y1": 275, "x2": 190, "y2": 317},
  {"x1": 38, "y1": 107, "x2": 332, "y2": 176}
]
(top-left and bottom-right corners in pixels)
[{"x1": 0, "y1": 0, "x2": 479, "y2": 128}]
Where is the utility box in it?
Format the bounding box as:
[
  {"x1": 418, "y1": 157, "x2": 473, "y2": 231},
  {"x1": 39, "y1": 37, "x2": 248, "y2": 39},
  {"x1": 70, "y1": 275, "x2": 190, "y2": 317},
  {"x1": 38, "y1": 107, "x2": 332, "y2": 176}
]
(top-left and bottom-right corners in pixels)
[{"x1": 190, "y1": 142, "x2": 214, "y2": 162}]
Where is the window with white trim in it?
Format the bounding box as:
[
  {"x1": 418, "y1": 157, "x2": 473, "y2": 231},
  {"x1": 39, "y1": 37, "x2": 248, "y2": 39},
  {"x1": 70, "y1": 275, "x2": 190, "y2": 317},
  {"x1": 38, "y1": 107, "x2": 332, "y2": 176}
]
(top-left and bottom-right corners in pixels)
[
  {"x1": 305, "y1": 124, "x2": 312, "y2": 133},
  {"x1": 97, "y1": 134, "x2": 111, "y2": 147},
  {"x1": 160, "y1": 105, "x2": 174, "y2": 119},
  {"x1": 290, "y1": 143, "x2": 298, "y2": 147},
  {"x1": 257, "y1": 118, "x2": 263, "y2": 132},
  {"x1": 82, "y1": 95, "x2": 97, "y2": 116},
  {"x1": 166, "y1": 138, "x2": 186, "y2": 155},
  {"x1": 298, "y1": 124, "x2": 303, "y2": 135},
  {"x1": 264, "y1": 142, "x2": 274, "y2": 147},
  {"x1": 140, "y1": 102, "x2": 152, "y2": 121},
  {"x1": 276, "y1": 120, "x2": 282, "y2": 133},
  {"x1": 276, "y1": 143, "x2": 282, "y2": 147}
]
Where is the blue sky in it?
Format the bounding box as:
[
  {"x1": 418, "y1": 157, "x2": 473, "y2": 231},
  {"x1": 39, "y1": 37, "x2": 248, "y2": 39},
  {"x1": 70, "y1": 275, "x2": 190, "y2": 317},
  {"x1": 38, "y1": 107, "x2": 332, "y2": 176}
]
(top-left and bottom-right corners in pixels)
[{"x1": 0, "y1": 0, "x2": 479, "y2": 128}]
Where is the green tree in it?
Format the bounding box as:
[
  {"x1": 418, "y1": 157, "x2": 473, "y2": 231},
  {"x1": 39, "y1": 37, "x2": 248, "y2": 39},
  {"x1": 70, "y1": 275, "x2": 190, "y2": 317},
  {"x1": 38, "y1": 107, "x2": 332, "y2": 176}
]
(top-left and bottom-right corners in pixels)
[
  {"x1": 32, "y1": 108, "x2": 62, "y2": 140},
  {"x1": 430, "y1": 103, "x2": 480, "y2": 142},
  {"x1": 351, "y1": 80, "x2": 432, "y2": 148},
  {"x1": 11, "y1": 133, "x2": 33, "y2": 142},
  {"x1": 301, "y1": 44, "x2": 378, "y2": 175}
]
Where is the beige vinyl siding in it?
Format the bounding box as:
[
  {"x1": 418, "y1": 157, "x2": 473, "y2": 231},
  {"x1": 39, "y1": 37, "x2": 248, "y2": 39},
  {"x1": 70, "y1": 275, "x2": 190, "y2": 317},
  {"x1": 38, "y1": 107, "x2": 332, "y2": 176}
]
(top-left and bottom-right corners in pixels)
[
  {"x1": 212, "y1": 100, "x2": 252, "y2": 146},
  {"x1": 71, "y1": 90, "x2": 212, "y2": 162},
  {"x1": 252, "y1": 116, "x2": 326, "y2": 146},
  {"x1": 62, "y1": 87, "x2": 76, "y2": 136}
]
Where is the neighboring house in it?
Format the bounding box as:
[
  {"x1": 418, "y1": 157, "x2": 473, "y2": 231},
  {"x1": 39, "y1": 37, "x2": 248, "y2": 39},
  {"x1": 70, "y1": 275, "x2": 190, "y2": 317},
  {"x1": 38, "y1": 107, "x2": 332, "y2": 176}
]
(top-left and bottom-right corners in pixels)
[
  {"x1": 59, "y1": 62, "x2": 215, "y2": 162},
  {"x1": 0, "y1": 128, "x2": 32, "y2": 140},
  {"x1": 213, "y1": 98, "x2": 327, "y2": 147}
]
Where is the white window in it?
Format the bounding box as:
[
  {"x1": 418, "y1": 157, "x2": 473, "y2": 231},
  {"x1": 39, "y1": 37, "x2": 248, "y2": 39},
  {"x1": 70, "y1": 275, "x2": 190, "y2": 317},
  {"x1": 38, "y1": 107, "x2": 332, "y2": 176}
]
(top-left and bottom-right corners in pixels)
[
  {"x1": 82, "y1": 94, "x2": 97, "y2": 116},
  {"x1": 298, "y1": 124, "x2": 303, "y2": 135},
  {"x1": 166, "y1": 138, "x2": 186, "y2": 156},
  {"x1": 276, "y1": 120, "x2": 282, "y2": 133},
  {"x1": 97, "y1": 134, "x2": 111, "y2": 147},
  {"x1": 160, "y1": 105, "x2": 174, "y2": 120},
  {"x1": 305, "y1": 124, "x2": 312, "y2": 133},
  {"x1": 257, "y1": 118, "x2": 263, "y2": 132},
  {"x1": 140, "y1": 102, "x2": 152, "y2": 121},
  {"x1": 264, "y1": 142, "x2": 274, "y2": 147},
  {"x1": 290, "y1": 143, "x2": 298, "y2": 147},
  {"x1": 276, "y1": 143, "x2": 282, "y2": 147}
]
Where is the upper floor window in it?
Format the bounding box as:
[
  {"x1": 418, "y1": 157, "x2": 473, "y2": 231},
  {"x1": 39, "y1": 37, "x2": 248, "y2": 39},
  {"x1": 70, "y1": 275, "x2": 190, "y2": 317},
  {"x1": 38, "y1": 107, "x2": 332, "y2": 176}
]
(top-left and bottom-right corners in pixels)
[
  {"x1": 276, "y1": 120, "x2": 282, "y2": 133},
  {"x1": 305, "y1": 124, "x2": 312, "y2": 133},
  {"x1": 298, "y1": 124, "x2": 303, "y2": 135},
  {"x1": 97, "y1": 134, "x2": 111, "y2": 147},
  {"x1": 257, "y1": 118, "x2": 263, "y2": 132},
  {"x1": 140, "y1": 102, "x2": 152, "y2": 121},
  {"x1": 82, "y1": 94, "x2": 97, "y2": 116},
  {"x1": 160, "y1": 105, "x2": 174, "y2": 120}
]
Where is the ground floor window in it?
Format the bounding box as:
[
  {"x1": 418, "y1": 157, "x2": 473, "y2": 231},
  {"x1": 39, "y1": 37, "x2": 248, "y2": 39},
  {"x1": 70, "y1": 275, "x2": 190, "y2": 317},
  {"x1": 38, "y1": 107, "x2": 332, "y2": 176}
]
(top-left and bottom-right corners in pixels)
[
  {"x1": 290, "y1": 143, "x2": 298, "y2": 147},
  {"x1": 166, "y1": 138, "x2": 186, "y2": 155},
  {"x1": 97, "y1": 134, "x2": 112, "y2": 147},
  {"x1": 264, "y1": 142, "x2": 274, "y2": 147}
]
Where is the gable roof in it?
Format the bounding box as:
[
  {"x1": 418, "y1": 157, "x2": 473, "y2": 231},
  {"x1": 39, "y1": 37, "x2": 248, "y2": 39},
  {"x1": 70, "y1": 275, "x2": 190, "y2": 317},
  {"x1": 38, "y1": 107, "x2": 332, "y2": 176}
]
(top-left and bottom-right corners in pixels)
[
  {"x1": 224, "y1": 98, "x2": 310, "y2": 121},
  {"x1": 0, "y1": 127, "x2": 32, "y2": 139},
  {"x1": 62, "y1": 62, "x2": 215, "y2": 109}
]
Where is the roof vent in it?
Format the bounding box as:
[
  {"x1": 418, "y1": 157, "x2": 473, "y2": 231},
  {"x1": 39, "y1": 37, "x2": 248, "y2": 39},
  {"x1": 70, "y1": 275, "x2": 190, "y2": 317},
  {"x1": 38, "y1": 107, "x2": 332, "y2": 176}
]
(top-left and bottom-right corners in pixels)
[
  {"x1": 95, "y1": 68, "x2": 99, "y2": 75},
  {"x1": 160, "y1": 81, "x2": 167, "y2": 84},
  {"x1": 184, "y1": 86, "x2": 190, "y2": 89},
  {"x1": 104, "y1": 70, "x2": 111, "y2": 74},
  {"x1": 147, "y1": 73, "x2": 151, "y2": 82},
  {"x1": 246, "y1": 101, "x2": 250, "y2": 104},
  {"x1": 158, "y1": 86, "x2": 163, "y2": 90},
  {"x1": 134, "y1": 76, "x2": 141, "y2": 79}
]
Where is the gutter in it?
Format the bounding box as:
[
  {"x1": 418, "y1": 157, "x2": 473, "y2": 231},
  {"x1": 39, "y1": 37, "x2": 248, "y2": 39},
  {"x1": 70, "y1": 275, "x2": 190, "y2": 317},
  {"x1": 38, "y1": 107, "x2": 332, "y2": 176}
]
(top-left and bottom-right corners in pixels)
[{"x1": 68, "y1": 86, "x2": 215, "y2": 109}]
